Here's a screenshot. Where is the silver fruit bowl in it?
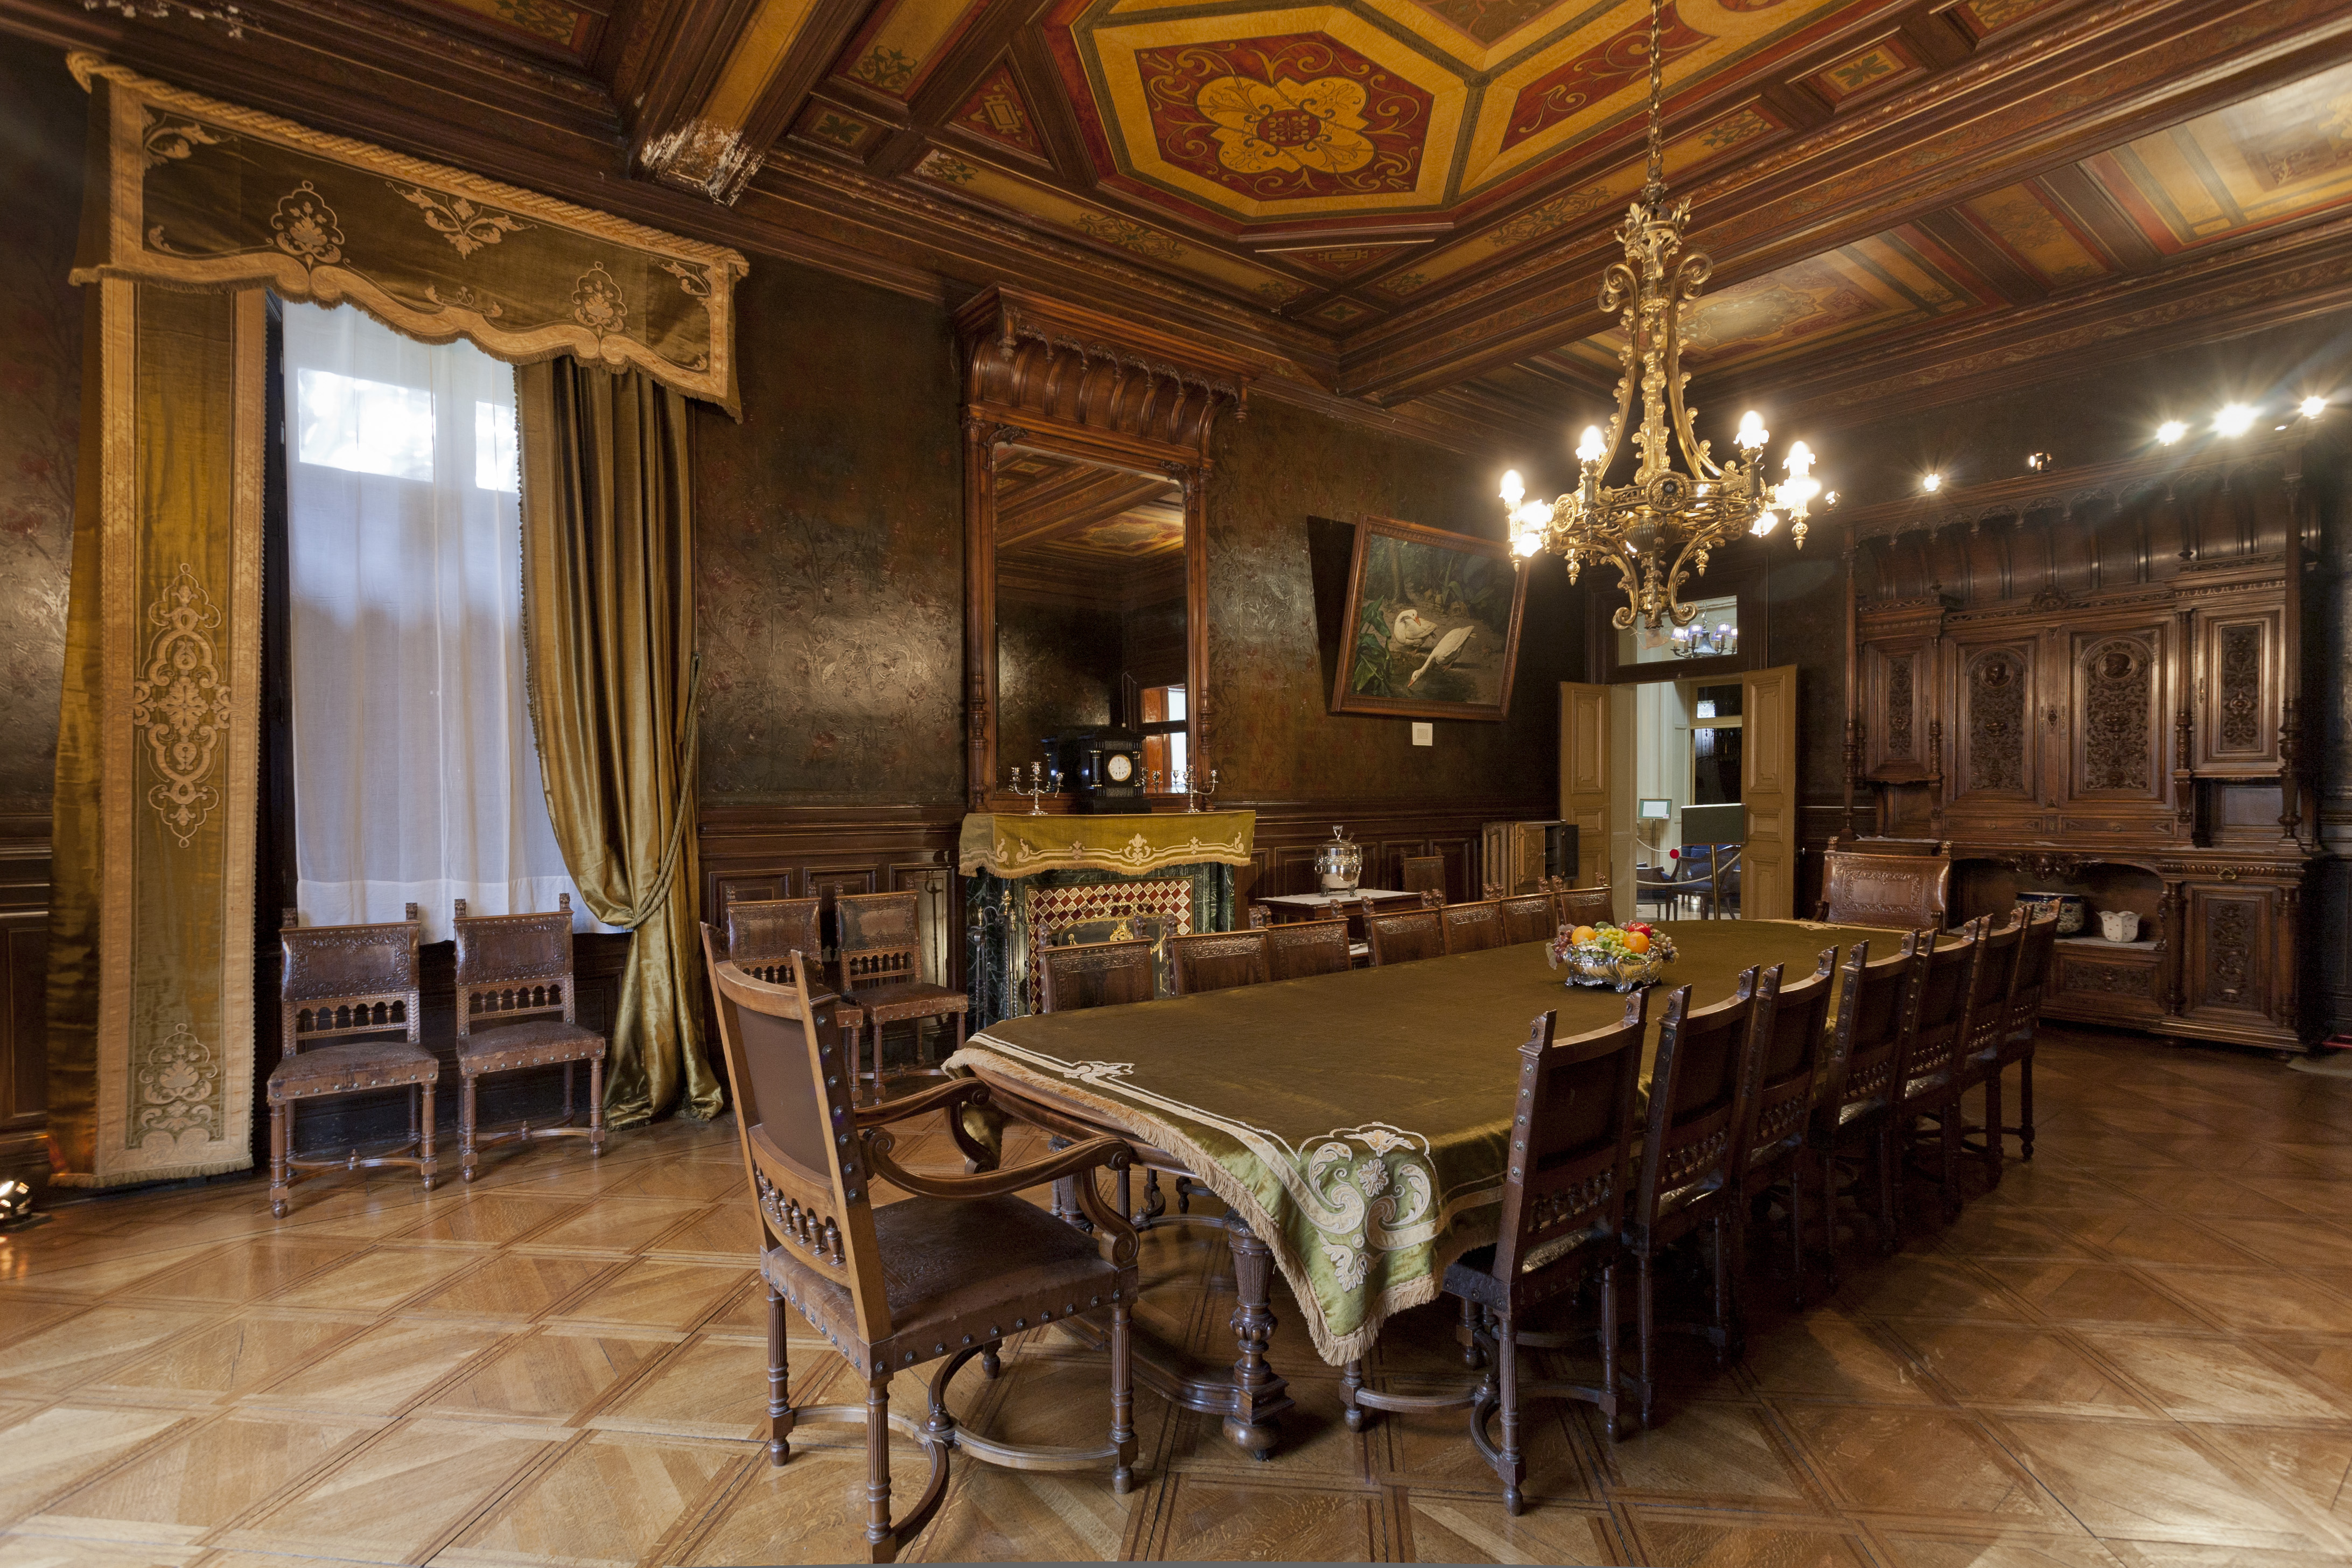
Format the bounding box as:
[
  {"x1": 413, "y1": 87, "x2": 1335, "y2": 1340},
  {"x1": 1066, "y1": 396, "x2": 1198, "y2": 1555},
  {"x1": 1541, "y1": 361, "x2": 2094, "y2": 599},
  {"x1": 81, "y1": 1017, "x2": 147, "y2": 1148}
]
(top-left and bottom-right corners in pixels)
[{"x1": 1562, "y1": 949, "x2": 1670, "y2": 992}]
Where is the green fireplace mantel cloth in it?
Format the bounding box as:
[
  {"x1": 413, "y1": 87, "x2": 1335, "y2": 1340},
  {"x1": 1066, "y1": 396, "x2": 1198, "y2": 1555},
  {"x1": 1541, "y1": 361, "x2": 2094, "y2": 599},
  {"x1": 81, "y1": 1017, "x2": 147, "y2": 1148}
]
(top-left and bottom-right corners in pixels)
[
  {"x1": 947, "y1": 919, "x2": 1904, "y2": 1366},
  {"x1": 956, "y1": 810, "x2": 1256, "y2": 878}
]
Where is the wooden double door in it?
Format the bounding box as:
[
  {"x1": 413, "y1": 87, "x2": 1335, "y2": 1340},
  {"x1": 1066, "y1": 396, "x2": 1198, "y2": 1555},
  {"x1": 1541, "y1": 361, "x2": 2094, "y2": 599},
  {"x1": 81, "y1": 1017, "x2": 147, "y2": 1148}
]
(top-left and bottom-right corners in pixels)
[{"x1": 1556, "y1": 664, "x2": 1800, "y2": 923}]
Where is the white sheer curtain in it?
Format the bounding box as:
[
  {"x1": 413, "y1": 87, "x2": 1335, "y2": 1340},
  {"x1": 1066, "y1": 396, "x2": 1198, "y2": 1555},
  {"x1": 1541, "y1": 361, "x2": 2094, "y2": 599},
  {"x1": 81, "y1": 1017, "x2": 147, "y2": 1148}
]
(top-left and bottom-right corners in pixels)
[{"x1": 284, "y1": 300, "x2": 592, "y2": 942}]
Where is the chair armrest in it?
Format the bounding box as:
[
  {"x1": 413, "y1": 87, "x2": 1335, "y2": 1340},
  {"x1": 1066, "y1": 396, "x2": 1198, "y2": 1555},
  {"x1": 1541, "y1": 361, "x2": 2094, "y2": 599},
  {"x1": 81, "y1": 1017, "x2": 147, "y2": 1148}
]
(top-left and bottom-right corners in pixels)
[
  {"x1": 861, "y1": 1127, "x2": 1141, "y2": 1265},
  {"x1": 852, "y1": 1077, "x2": 987, "y2": 1129}
]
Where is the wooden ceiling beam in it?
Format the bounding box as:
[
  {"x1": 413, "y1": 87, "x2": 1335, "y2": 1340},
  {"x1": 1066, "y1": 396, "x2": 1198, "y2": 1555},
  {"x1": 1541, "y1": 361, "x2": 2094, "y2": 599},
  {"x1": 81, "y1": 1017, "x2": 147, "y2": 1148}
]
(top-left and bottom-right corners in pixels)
[{"x1": 1336, "y1": 0, "x2": 2352, "y2": 403}]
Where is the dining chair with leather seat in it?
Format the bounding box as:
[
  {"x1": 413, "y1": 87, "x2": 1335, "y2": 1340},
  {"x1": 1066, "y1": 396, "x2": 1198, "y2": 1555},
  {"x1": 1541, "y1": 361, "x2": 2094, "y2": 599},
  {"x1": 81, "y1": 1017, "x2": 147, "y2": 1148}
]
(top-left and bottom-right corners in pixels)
[
  {"x1": 1806, "y1": 935, "x2": 1925, "y2": 1273},
  {"x1": 1622, "y1": 963, "x2": 1775, "y2": 1429},
  {"x1": 1984, "y1": 908, "x2": 2059, "y2": 1168},
  {"x1": 1556, "y1": 884, "x2": 1615, "y2": 930},
  {"x1": 1893, "y1": 916, "x2": 1989, "y2": 1227},
  {"x1": 725, "y1": 894, "x2": 823, "y2": 984},
  {"x1": 1951, "y1": 911, "x2": 2026, "y2": 1190},
  {"x1": 1400, "y1": 855, "x2": 1446, "y2": 901},
  {"x1": 1498, "y1": 894, "x2": 1558, "y2": 946},
  {"x1": 268, "y1": 904, "x2": 438, "y2": 1217},
  {"x1": 1816, "y1": 845, "x2": 1953, "y2": 930},
  {"x1": 1264, "y1": 918, "x2": 1353, "y2": 981},
  {"x1": 1340, "y1": 995, "x2": 1649, "y2": 1510},
  {"x1": 1168, "y1": 930, "x2": 1270, "y2": 995},
  {"x1": 1733, "y1": 946, "x2": 1837, "y2": 1307},
  {"x1": 705, "y1": 947, "x2": 1142, "y2": 1564},
  {"x1": 1441, "y1": 899, "x2": 1507, "y2": 955},
  {"x1": 1366, "y1": 907, "x2": 1445, "y2": 965},
  {"x1": 451, "y1": 894, "x2": 608, "y2": 1181},
  {"x1": 1039, "y1": 937, "x2": 1157, "y2": 1013},
  {"x1": 834, "y1": 891, "x2": 968, "y2": 1105}
]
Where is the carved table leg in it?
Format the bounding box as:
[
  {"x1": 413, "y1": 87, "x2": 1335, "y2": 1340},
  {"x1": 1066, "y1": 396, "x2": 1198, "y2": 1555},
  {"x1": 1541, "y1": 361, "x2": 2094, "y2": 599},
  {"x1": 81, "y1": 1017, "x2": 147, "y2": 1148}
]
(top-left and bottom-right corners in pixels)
[{"x1": 1221, "y1": 1213, "x2": 1290, "y2": 1459}]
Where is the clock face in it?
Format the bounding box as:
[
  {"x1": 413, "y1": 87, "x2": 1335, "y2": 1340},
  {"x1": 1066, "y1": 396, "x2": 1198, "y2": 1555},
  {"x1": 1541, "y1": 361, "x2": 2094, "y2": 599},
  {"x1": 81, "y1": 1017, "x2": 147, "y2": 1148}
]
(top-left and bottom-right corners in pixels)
[{"x1": 1105, "y1": 753, "x2": 1135, "y2": 784}]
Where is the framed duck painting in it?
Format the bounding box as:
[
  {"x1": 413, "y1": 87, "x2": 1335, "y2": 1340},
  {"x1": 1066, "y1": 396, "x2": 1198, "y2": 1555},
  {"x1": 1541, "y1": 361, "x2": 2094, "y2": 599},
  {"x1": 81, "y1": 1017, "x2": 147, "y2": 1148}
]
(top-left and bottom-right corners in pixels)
[{"x1": 1329, "y1": 514, "x2": 1529, "y2": 722}]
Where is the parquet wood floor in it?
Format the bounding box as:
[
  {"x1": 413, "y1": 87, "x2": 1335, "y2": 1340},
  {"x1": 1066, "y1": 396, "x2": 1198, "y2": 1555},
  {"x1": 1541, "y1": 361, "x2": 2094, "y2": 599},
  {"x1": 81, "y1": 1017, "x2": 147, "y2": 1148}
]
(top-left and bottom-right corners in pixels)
[{"x1": 6, "y1": 1025, "x2": 2352, "y2": 1565}]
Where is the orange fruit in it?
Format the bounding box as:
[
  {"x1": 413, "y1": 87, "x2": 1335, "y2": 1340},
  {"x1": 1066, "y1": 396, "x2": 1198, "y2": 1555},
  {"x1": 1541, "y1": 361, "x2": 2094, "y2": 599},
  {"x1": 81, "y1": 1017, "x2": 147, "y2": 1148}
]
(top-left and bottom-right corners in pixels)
[
  {"x1": 1625, "y1": 930, "x2": 1651, "y2": 954},
  {"x1": 1571, "y1": 925, "x2": 1596, "y2": 946}
]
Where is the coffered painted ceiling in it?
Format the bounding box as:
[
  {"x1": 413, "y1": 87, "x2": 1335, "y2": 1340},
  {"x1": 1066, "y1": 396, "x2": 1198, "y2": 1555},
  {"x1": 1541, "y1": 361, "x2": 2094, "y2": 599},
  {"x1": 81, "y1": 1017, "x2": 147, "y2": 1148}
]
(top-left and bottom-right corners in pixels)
[{"x1": 8, "y1": 0, "x2": 2351, "y2": 447}]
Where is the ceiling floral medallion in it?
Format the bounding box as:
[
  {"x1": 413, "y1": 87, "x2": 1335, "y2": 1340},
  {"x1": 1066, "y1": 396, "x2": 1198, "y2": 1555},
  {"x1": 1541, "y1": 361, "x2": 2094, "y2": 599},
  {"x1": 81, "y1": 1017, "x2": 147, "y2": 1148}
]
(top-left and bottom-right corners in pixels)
[
  {"x1": 1200, "y1": 75, "x2": 1374, "y2": 179},
  {"x1": 1142, "y1": 34, "x2": 1430, "y2": 202}
]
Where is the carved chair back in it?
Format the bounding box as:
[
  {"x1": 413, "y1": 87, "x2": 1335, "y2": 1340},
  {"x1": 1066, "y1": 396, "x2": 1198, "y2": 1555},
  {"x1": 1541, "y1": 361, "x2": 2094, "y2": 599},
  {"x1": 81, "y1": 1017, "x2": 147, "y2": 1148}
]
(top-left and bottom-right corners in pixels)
[
  {"x1": 1814, "y1": 934, "x2": 1923, "y2": 1128},
  {"x1": 725, "y1": 895, "x2": 824, "y2": 984},
  {"x1": 834, "y1": 890, "x2": 923, "y2": 993},
  {"x1": 1498, "y1": 893, "x2": 1557, "y2": 946},
  {"x1": 1168, "y1": 930, "x2": 1270, "y2": 995},
  {"x1": 1365, "y1": 907, "x2": 1444, "y2": 965},
  {"x1": 1399, "y1": 855, "x2": 1445, "y2": 899},
  {"x1": 705, "y1": 943, "x2": 888, "y2": 1344},
  {"x1": 1632, "y1": 965, "x2": 1768, "y2": 1238},
  {"x1": 2003, "y1": 910, "x2": 2059, "y2": 1056},
  {"x1": 1265, "y1": 918, "x2": 1352, "y2": 981},
  {"x1": 1039, "y1": 937, "x2": 1157, "y2": 1013},
  {"x1": 1817, "y1": 848, "x2": 1952, "y2": 929},
  {"x1": 1741, "y1": 947, "x2": 1837, "y2": 1174},
  {"x1": 279, "y1": 903, "x2": 423, "y2": 1062},
  {"x1": 1963, "y1": 913, "x2": 2025, "y2": 1061},
  {"x1": 451, "y1": 895, "x2": 577, "y2": 1041},
  {"x1": 1440, "y1": 899, "x2": 1507, "y2": 955},
  {"x1": 1903, "y1": 918, "x2": 1986, "y2": 1087},
  {"x1": 1557, "y1": 885, "x2": 1614, "y2": 930},
  {"x1": 1486, "y1": 994, "x2": 1648, "y2": 1300}
]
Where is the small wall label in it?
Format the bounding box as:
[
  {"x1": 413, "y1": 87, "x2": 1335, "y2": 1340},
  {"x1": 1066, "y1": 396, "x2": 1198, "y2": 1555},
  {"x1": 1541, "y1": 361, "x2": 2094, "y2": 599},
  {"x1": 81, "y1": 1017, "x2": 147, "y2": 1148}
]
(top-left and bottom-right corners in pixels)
[{"x1": 1411, "y1": 722, "x2": 1433, "y2": 746}]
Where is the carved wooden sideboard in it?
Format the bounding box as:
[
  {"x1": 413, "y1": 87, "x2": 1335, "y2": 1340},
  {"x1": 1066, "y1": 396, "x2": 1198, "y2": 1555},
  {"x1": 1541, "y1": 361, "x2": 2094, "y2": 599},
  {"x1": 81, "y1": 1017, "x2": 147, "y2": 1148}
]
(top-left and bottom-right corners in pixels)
[{"x1": 1837, "y1": 425, "x2": 2335, "y2": 1052}]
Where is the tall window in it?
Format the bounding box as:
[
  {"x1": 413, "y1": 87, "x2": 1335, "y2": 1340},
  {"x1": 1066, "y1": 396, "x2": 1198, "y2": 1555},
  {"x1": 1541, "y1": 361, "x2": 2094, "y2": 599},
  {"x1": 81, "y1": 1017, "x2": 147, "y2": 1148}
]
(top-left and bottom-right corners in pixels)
[{"x1": 282, "y1": 302, "x2": 582, "y2": 940}]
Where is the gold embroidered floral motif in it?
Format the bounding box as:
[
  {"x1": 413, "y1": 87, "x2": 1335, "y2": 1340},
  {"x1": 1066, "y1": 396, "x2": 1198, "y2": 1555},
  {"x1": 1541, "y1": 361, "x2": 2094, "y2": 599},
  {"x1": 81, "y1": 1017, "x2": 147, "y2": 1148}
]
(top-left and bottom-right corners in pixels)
[
  {"x1": 270, "y1": 181, "x2": 344, "y2": 267},
  {"x1": 130, "y1": 564, "x2": 231, "y2": 847},
  {"x1": 135, "y1": 1023, "x2": 220, "y2": 1144},
  {"x1": 141, "y1": 110, "x2": 226, "y2": 170},
  {"x1": 571, "y1": 264, "x2": 626, "y2": 335},
  {"x1": 661, "y1": 258, "x2": 713, "y2": 300},
  {"x1": 392, "y1": 183, "x2": 527, "y2": 257}
]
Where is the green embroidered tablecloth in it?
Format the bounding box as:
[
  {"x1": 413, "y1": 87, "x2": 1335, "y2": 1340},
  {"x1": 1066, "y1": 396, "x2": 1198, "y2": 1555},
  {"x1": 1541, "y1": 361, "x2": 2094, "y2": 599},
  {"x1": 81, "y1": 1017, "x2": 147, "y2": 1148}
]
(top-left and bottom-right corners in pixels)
[{"x1": 946, "y1": 918, "x2": 1903, "y2": 1366}]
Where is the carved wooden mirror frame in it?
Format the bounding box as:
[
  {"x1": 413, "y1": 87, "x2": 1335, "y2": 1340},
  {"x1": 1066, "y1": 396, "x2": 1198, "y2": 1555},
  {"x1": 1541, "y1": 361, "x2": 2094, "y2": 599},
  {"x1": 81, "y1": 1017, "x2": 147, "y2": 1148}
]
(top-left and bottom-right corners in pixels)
[{"x1": 957, "y1": 286, "x2": 1251, "y2": 811}]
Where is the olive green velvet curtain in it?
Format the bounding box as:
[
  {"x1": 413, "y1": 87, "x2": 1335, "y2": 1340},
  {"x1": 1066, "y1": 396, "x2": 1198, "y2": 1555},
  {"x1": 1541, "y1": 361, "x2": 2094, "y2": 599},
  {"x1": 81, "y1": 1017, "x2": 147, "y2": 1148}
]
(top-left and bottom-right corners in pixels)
[{"x1": 518, "y1": 358, "x2": 720, "y2": 1125}]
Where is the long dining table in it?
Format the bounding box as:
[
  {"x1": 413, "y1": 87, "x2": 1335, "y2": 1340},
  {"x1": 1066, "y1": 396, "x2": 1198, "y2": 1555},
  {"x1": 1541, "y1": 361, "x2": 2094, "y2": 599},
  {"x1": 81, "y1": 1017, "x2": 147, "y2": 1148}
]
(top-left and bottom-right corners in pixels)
[{"x1": 945, "y1": 915, "x2": 1906, "y2": 1459}]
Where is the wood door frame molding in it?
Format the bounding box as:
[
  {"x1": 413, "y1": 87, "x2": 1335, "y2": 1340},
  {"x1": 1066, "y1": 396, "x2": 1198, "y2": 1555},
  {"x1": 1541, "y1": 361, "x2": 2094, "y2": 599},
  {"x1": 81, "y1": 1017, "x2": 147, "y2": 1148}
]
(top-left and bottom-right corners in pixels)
[{"x1": 956, "y1": 286, "x2": 1251, "y2": 810}]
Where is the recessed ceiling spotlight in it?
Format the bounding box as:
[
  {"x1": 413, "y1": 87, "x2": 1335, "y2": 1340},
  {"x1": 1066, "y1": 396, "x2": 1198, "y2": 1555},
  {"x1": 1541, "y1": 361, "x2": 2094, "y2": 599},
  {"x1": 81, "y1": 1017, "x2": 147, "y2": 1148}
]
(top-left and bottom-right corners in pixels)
[
  {"x1": 2026, "y1": 452, "x2": 2053, "y2": 472},
  {"x1": 2214, "y1": 404, "x2": 2257, "y2": 437},
  {"x1": 2156, "y1": 420, "x2": 2187, "y2": 445},
  {"x1": 1921, "y1": 472, "x2": 1942, "y2": 493},
  {"x1": 2301, "y1": 395, "x2": 2328, "y2": 419}
]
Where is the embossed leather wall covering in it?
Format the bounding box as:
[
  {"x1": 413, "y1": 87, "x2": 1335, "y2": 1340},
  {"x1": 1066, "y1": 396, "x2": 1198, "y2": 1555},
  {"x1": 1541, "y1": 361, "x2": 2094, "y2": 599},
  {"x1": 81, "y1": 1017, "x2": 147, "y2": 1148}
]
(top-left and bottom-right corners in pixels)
[
  {"x1": 0, "y1": 46, "x2": 82, "y2": 816},
  {"x1": 1203, "y1": 396, "x2": 1579, "y2": 802},
  {"x1": 693, "y1": 263, "x2": 965, "y2": 806}
]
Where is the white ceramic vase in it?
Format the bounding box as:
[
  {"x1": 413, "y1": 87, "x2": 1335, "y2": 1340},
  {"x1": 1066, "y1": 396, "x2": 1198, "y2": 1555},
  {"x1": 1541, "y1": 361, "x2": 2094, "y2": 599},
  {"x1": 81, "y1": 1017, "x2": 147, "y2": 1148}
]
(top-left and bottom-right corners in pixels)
[{"x1": 2098, "y1": 909, "x2": 2140, "y2": 943}]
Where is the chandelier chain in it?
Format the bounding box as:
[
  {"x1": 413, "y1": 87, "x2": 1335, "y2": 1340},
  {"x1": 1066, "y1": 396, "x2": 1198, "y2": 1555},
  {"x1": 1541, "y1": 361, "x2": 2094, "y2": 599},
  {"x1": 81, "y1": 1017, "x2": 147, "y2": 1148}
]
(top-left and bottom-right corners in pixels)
[{"x1": 1644, "y1": 0, "x2": 1665, "y2": 198}]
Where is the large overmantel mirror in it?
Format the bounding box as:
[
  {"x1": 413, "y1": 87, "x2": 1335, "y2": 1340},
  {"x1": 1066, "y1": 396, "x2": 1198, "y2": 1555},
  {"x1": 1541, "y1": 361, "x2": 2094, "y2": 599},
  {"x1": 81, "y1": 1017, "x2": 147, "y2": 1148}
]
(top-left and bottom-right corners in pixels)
[{"x1": 958, "y1": 287, "x2": 1251, "y2": 811}]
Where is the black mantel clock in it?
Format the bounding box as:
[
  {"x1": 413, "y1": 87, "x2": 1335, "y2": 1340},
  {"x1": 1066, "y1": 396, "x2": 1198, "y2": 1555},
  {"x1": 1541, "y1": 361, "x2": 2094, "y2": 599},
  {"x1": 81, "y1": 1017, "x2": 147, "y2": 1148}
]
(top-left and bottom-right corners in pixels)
[{"x1": 1044, "y1": 728, "x2": 1150, "y2": 814}]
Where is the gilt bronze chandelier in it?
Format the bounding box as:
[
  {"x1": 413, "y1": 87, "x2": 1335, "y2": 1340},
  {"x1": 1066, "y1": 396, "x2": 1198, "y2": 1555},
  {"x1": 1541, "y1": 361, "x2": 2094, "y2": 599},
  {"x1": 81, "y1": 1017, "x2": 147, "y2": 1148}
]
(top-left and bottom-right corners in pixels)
[{"x1": 1500, "y1": 0, "x2": 1822, "y2": 631}]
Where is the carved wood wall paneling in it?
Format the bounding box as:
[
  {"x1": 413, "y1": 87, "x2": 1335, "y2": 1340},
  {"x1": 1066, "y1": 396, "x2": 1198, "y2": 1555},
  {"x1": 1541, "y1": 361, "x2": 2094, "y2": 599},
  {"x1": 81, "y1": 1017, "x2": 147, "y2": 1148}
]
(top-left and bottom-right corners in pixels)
[
  {"x1": 2196, "y1": 605, "x2": 2284, "y2": 774},
  {"x1": 0, "y1": 840, "x2": 47, "y2": 1192}
]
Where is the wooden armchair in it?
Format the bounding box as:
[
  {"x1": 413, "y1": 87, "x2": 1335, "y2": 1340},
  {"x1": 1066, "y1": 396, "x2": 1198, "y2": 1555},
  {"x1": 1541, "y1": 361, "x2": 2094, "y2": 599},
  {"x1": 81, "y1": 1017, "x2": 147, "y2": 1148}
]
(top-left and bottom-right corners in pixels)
[
  {"x1": 1816, "y1": 846, "x2": 1952, "y2": 929},
  {"x1": 725, "y1": 895, "x2": 822, "y2": 983},
  {"x1": 1623, "y1": 964, "x2": 1771, "y2": 1429},
  {"x1": 1342, "y1": 997, "x2": 1648, "y2": 1508},
  {"x1": 1039, "y1": 937, "x2": 1156, "y2": 1013},
  {"x1": 1168, "y1": 930, "x2": 1269, "y2": 995},
  {"x1": 1366, "y1": 907, "x2": 1444, "y2": 965},
  {"x1": 1497, "y1": 893, "x2": 1557, "y2": 946},
  {"x1": 268, "y1": 905, "x2": 437, "y2": 1218},
  {"x1": 451, "y1": 894, "x2": 608, "y2": 1181},
  {"x1": 1440, "y1": 899, "x2": 1507, "y2": 955},
  {"x1": 834, "y1": 891, "x2": 967, "y2": 1105},
  {"x1": 705, "y1": 946, "x2": 1140, "y2": 1563},
  {"x1": 1555, "y1": 884, "x2": 1614, "y2": 930},
  {"x1": 1735, "y1": 946, "x2": 1838, "y2": 1306},
  {"x1": 1807, "y1": 935, "x2": 1925, "y2": 1267},
  {"x1": 1265, "y1": 918, "x2": 1352, "y2": 980},
  {"x1": 1400, "y1": 855, "x2": 1446, "y2": 901}
]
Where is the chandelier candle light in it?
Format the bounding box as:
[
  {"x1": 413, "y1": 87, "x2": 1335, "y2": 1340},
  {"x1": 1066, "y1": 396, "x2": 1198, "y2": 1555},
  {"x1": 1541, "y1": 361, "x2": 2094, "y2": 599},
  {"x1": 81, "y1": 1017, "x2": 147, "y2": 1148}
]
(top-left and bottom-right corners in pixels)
[{"x1": 1500, "y1": 0, "x2": 1823, "y2": 632}]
